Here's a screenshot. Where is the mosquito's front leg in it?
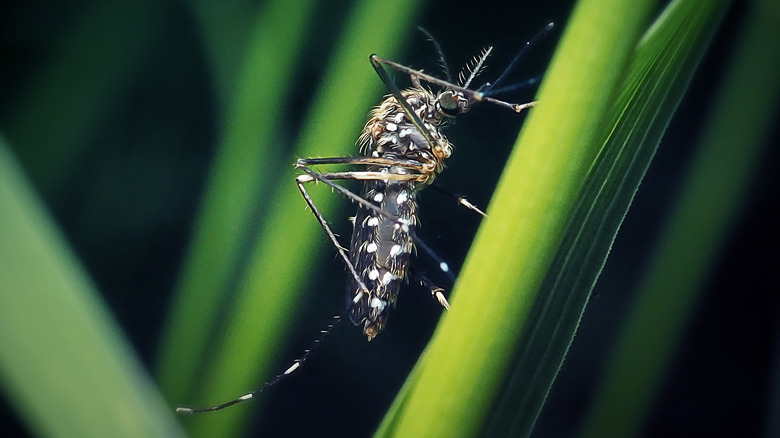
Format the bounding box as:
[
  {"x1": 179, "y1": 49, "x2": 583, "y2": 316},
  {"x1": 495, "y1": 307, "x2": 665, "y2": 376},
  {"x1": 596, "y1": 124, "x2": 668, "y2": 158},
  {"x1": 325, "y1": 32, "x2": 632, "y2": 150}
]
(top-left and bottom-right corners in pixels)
[
  {"x1": 369, "y1": 54, "x2": 441, "y2": 150},
  {"x1": 295, "y1": 166, "x2": 422, "y2": 221},
  {"x1": 295, "y1": 162, "x2": 426, "y2": 293},
  {"x1": 296, "y1": 156, "x2": 430, "y2": 172},
  {"x1": 370, "y1": 54, "x2": 538, "y2": 113}
]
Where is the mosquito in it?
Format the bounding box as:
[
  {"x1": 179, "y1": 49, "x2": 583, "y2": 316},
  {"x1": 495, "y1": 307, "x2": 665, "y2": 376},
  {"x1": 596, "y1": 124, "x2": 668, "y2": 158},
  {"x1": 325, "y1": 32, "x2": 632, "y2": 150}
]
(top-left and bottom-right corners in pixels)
[{"x1": 176, "y1": 22, "x2": 554, "y2": 414}]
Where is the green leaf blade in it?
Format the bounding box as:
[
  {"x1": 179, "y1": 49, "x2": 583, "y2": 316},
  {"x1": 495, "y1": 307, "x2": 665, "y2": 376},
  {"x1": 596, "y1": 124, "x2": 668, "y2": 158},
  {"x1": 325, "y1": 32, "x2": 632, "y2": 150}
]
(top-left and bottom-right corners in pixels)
[
  {"x1": 578, "y1": 0, "x2": 778, "y2": 435},
  {"x1": 156, "y1": 0, "x2": 319, "y2": 406},
  {"x1": 0, "y1": 140, "x2": 185, "y2": 438}
]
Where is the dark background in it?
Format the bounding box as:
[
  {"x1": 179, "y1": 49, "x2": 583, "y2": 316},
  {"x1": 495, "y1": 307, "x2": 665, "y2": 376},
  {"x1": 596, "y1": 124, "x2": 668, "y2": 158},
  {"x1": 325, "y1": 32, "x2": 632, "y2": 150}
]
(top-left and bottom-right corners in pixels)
[{"x1": 2, "y1": 0, "x2": 777, "y2": 437}]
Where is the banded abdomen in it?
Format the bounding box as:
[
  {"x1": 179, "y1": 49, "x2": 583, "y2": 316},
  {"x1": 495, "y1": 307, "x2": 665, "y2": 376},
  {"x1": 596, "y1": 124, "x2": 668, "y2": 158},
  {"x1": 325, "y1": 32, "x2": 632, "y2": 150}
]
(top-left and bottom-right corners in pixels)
[{"x1": 347, "y1": 175, "x2": 417, "y2": 339}]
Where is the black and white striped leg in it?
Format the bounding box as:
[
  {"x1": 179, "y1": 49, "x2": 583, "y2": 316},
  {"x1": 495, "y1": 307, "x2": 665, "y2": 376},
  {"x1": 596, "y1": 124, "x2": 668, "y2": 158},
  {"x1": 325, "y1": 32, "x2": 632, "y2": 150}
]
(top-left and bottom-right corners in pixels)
[
  {"x1": 428, "y1": 184, "x2": 488, "y2": 218},
  {"x1": 294, "y1": 163, "x2": 424, "y2": 230},
  {"x1": 176, "y1": 177, "x2": 375, "y2": 414},
  {"x1": 297, "y1": 156, "x2": 430, "y2": 171},
  {"x1": 176, "y1": 309, "x2": 352, "y2": 413},
  {"x1": 370, "y1": 54, "x2": 538, "y2": 114},
  {"x1": 410, "y1": 267, "x2": 450, "y2": 310},
  {"x1": 296, "y1": 166, "x2": 461, "y2": 286},
  {"x1": 295, "y1": 176, "x2": 371, "y2": 298},
  {"x1": 413, "y1": 234, "x2": 456, "y2": 283}
]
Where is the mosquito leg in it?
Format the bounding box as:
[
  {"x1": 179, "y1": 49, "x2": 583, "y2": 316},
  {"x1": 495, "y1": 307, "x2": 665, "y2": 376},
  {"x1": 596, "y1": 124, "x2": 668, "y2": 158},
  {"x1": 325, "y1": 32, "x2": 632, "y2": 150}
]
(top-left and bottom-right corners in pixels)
[
  {"x1": 300, "y1": 170, "x2": 420, "y2": 183},
  {"x1": 410, "y1": 267, "x2": 450, "y2": 310},
  {"x1": 412, "y1": 234, "x2": 456, "y2": 283},
  {"x1": 369, "y1": 54, "x2": 441, "y2": 151},
  {"x1": 176, "y1": 309, "x2": 352, "y2": 413},
  {"x1": 371, "y1": 54, "x2": 537, "y2": 113},
  {"x1": 296, "y1": 165, "x2": 420, "y2": 226},
  {"x1": 177, "y1": 177, "x2": 373, "y2": 414},
  {"x1": 486, "y1": 22, "x2": 555, "y2": 91},
  {"x1": 297, "y1": 166, "x2": 462, "y2": 287},
  {"x1": 428, "y1": 184, "x2": 488, "y2": 218},
  {"x1": 371, "y1": 54, "x2": 459, "y2": 94},
  {"x1": 456, "y1": 197, "x2": 487, "y2": 217},
  {"x1": 296, "y1": 156, "x2": 429, "y2": 171},
  {"x1": 295, "y1": 176, "x2": 371, "y2": 298}
]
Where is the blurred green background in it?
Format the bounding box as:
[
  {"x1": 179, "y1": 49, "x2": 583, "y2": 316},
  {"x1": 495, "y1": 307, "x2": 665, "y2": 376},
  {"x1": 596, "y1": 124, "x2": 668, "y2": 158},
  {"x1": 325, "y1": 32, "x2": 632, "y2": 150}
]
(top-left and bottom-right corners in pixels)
[{"x1": 1, "y1": 0, "x2": 777, "y2": 437}]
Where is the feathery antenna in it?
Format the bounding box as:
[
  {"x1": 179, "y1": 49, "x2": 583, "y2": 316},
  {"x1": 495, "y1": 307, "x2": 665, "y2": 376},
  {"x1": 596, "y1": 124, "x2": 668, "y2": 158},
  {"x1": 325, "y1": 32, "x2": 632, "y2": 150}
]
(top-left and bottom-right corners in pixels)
[{"x1": 459, "y1": 47, "x2": 493, "y2": 88}]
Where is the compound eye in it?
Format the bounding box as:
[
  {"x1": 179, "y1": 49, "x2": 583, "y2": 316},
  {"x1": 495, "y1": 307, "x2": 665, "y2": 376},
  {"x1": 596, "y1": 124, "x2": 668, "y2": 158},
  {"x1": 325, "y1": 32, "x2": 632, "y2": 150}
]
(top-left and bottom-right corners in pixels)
[{"x1": 438, "y1": 91, "x2": 460, "y2": 117}]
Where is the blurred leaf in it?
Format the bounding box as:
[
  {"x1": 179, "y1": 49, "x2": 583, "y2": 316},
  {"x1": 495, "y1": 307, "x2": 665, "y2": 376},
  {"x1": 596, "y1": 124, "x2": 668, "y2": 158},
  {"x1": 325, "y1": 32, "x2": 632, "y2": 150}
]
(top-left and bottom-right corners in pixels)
[
  {"x1": 183, "y1": 0, "x2": 259, "y2": 109},
  {"x1": 7, "y1": 0, "x2": 166, "y2": 196},
  {"x1": 0, "y1": 140, "x2": 184, "y2": 438},
  {"x1": 156, "y1": 0, "x2": 319, "y2": 406}
]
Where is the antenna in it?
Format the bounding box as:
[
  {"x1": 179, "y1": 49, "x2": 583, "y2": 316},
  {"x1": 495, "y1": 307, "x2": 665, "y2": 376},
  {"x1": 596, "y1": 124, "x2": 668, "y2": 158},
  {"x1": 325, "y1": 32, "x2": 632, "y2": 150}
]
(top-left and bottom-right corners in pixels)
[{"x1": 418, "y1": 26, "x2": 453, "y2": 83}]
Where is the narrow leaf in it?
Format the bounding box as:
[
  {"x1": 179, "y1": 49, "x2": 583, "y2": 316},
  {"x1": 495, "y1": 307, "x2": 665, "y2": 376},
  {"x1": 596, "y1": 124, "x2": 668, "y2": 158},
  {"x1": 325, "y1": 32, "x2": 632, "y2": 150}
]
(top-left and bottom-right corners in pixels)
[
  {"x1": 0, "y1": 140, "x2": 184, "y2": 438},
  {"x1": 579, "y1": 0, "x2": 779, "y2": 435}
]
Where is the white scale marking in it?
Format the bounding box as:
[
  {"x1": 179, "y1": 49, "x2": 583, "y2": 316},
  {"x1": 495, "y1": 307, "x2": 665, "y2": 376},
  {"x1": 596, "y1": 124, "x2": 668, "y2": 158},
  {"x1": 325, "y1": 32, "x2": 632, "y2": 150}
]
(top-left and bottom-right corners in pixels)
[
  {"x1": 396, "y1": 191, "x2": 409, "y2": 204},
  {"x1": 366, "y1": 242, "x2": 378, "y2": 253},
  {"x1": 381, "y1": 271, "x2": 396, "y2": 285},
  {"x1": 389, "y1": 244, "x2": 402, "y2": 256},
  {"x1": 367, "y1": 217, "x2": 380, "y2": 227},
  {"x1": 369, "y1": 296, "x2": 387, "y2": 311},
  {"x1": 284, "y1": 362, "x2": 300, "y2": 375},
  {"x1": 368, "y1": 269, "x2": 380, "y2": 280},
  {"x1": 373, "y1": 192, "x2": 384, "y2": 202},
  {"x1": 392, "y1": 219, "x2": 411, "y2": 232}
]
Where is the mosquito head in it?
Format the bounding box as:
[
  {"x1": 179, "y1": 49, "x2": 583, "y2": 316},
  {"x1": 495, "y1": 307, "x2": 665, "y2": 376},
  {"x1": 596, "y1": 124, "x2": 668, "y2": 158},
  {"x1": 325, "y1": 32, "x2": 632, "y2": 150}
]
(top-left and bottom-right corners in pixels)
[{"x1": 435, "y1": 89, "x2": 470, "y2": 118}]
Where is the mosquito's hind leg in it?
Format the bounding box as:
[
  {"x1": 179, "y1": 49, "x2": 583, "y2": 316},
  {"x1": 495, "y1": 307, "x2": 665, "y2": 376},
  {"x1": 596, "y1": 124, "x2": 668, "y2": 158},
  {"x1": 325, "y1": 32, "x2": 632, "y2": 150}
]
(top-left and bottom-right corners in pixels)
[
  {"x1": 410, "y1": 267, "x2": 450, "y2": 310},
  {"x1": 176, "y1": 311, "x2": 348, "y2": 414},
  {"x1": 428, "y1": 184, "x2": 488, "y2": 218}
]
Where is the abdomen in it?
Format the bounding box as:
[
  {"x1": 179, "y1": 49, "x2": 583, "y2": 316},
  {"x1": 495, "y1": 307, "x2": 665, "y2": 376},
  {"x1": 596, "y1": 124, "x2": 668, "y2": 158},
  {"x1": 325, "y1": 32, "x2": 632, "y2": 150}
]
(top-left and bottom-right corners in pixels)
[{"x1": 347, "y1": 177, "x2": 417, "y2": 339}]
